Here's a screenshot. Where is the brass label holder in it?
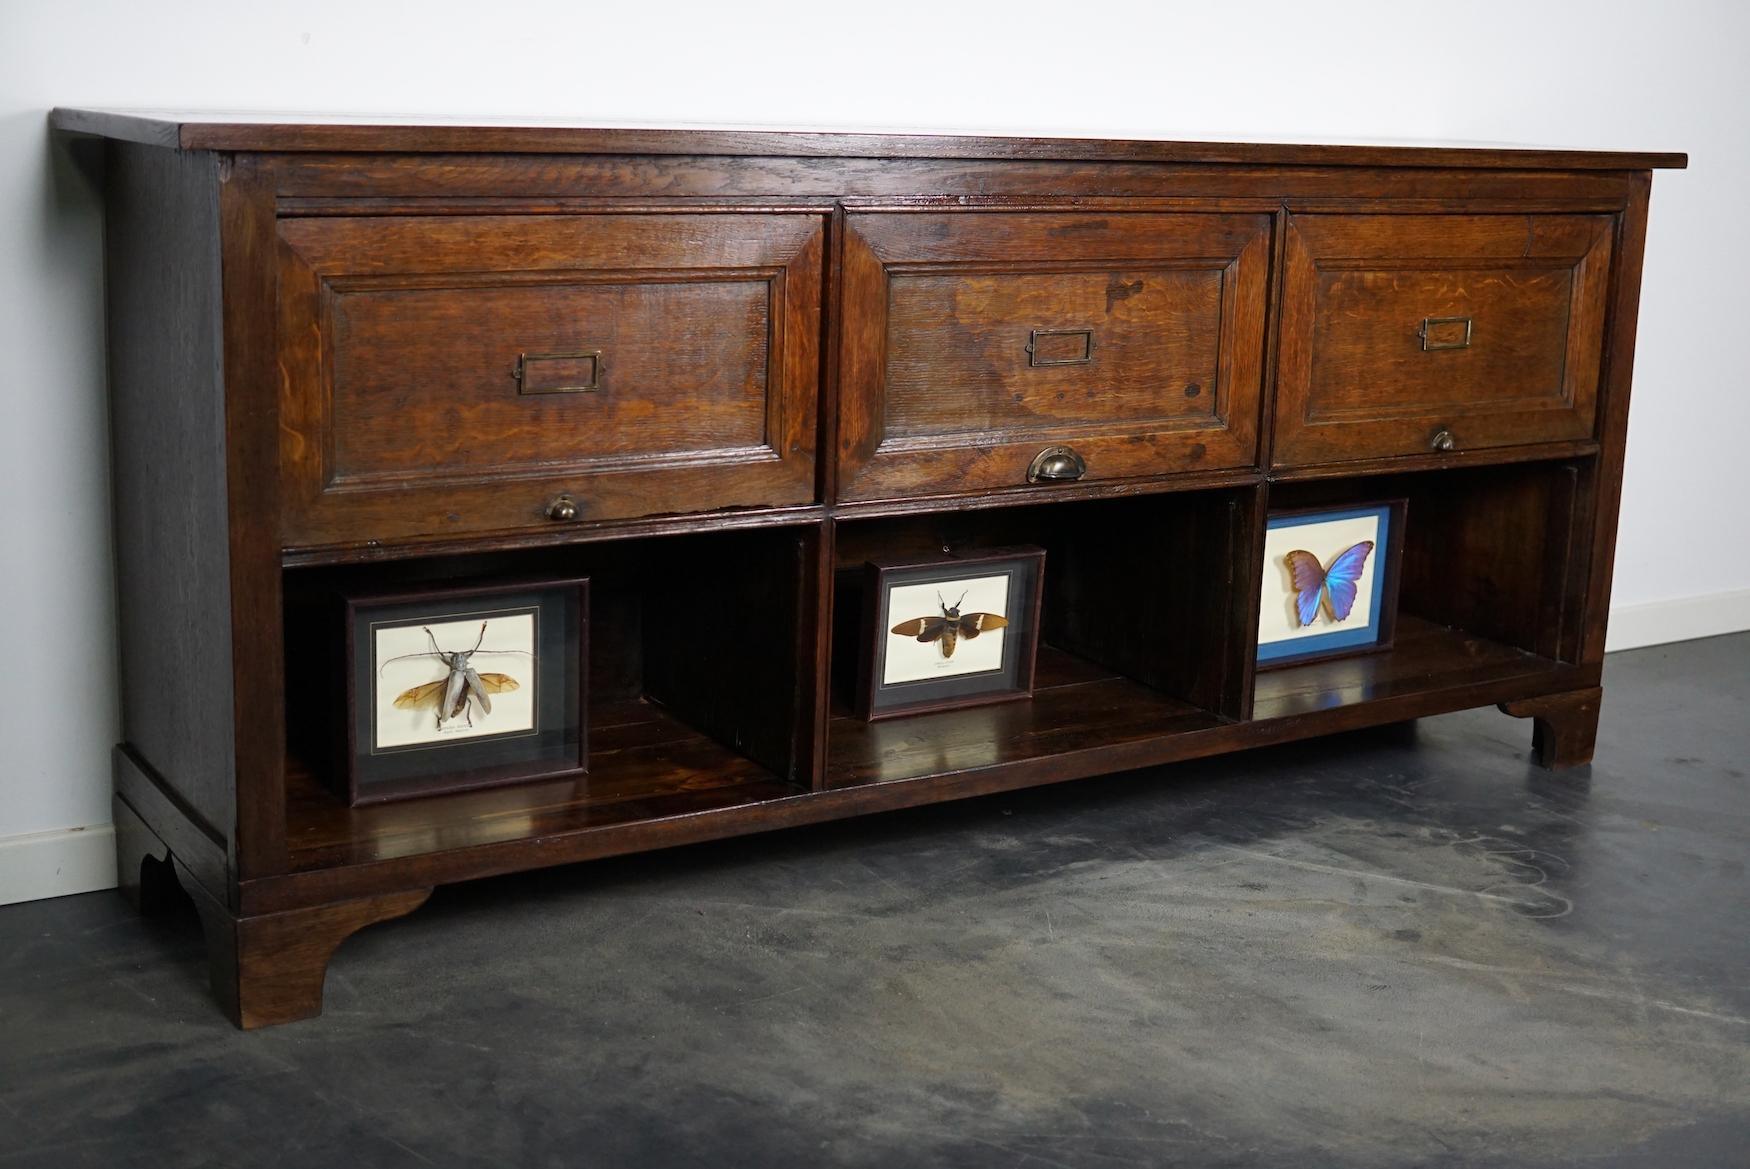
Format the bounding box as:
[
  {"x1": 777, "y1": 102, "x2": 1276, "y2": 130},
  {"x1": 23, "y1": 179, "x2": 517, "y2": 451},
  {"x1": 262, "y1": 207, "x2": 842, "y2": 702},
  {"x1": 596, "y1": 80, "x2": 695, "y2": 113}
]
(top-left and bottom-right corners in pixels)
[
  {"x1": 515, "y1": 350, "x2": 604, "y2": 395},
  {"x1": 1025, "y1": 328, "x2": 1095, "y2": 367},
  {"x1": 1416, "y1": 317, "x2": 1473, "y2": 352}
]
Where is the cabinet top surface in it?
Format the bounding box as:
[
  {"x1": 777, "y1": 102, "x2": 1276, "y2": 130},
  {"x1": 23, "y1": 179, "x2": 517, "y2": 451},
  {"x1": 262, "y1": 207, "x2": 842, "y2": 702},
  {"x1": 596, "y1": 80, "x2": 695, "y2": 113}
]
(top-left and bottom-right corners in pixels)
[{"x1": 49, "y1": 108, "x2": 1686, "y2": 170}]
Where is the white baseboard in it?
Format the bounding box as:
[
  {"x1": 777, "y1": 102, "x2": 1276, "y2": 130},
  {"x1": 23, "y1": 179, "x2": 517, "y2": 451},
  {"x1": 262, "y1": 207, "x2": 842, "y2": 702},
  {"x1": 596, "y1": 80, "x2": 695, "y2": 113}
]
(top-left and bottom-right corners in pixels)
[
  {"x1": 0, "y1": 824, "x2": 118, "y2": 907},
  {"x1": 0, "y1": 590, "x2": 1740, "y2": 909},
  {"x1": 1606, "y1": 588, "x2": 1750, "y2": 652}
]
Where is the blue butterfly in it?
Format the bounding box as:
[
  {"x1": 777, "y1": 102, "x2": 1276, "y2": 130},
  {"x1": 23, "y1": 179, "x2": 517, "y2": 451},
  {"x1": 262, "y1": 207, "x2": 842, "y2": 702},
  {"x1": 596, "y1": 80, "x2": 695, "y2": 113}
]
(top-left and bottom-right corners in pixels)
[{"x1": 1284, "y1": 542, "x2": 1374, "y2": 626}]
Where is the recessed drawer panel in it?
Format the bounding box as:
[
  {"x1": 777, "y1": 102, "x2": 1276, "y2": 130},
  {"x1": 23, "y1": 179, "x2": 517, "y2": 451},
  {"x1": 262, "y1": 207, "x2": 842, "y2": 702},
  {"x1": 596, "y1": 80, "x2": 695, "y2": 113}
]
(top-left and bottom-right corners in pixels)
[
  {"x1": 1273, "y1": 213, "x2": 1613, "y2": 467},
  {"x1": 277, "y1": 213, "x2": 824, "y2": 549},
  {"x1": 837, "y1": 211, "x2": 1271, "y2": 501}
]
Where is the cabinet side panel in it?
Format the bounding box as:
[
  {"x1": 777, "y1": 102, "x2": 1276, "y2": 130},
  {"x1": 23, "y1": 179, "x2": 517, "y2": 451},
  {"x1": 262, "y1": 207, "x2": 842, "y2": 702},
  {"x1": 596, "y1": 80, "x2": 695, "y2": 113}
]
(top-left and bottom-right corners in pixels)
[{"x1": 105, "y1": 142, "x2": 236, "y2": 859}]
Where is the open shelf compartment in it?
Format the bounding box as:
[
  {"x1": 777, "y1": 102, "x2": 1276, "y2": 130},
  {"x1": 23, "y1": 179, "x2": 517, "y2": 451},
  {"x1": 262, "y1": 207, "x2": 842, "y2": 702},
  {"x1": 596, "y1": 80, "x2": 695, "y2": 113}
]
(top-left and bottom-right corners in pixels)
[
  {"x1": 1252, "y1": 457, "x2": 1597, "y2": 723},
  {"x1": 825, "y1": 489, "x2": 1262, "y2": 788},
  {"x1": 280, "y1": 523, "x2": 822, "y2": 873}
]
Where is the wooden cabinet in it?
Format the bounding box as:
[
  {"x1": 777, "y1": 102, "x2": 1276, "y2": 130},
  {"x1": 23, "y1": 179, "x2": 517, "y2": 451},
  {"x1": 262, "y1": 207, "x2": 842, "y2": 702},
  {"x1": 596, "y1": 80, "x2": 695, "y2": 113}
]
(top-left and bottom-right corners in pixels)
[
  {"x1": 1273, "y1": 213, "x2": 1613, "y2": 467},
  {"x1": 53, "y1": 109, "x2": 1682, "y2": 1028}
]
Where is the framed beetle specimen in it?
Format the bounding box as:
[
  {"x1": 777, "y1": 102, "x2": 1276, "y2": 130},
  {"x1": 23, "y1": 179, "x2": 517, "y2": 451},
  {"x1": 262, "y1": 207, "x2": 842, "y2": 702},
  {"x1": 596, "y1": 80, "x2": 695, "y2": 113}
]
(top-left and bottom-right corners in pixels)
[
  {"x1": 1256, "y1": 501, "x2": 1405, "y2": 668},
  {"x1": 339, "y1": 577, "x2": 589, "y2": 804},
  {"x1": 856, "y1": 547, "x2": 1045, "y2": 721}
]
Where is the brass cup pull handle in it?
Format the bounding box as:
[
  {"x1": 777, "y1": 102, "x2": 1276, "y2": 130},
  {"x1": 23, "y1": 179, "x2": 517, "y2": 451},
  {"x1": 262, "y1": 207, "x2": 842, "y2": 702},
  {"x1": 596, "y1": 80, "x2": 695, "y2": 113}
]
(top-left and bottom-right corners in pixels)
[
  {"x1": 1431, "y1": 429, "x2": 1457, "y2": 453},
  {"x1": 546, "y1": 494, "x2": 580, "y2": 522},
  {"x1": 1027, "y1": 445, "x2": 1088, "y2": 484}
]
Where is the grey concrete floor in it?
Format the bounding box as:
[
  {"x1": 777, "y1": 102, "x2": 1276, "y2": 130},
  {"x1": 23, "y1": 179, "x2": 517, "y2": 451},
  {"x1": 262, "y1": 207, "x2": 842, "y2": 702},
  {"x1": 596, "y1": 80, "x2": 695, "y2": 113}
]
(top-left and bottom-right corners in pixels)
[{"x1": 2, "y1": 635, "x2": 1746, "y2": 1169}]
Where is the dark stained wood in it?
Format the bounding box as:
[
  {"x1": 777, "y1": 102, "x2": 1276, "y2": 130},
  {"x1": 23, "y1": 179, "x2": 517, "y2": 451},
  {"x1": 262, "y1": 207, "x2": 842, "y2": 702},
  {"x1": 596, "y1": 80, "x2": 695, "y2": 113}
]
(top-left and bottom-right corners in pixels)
[
  {"x1": 1044, "y1": 492, "x2": 1253, "y2": 719},
  {"x1": 242, "y1": 621, "x2": 1593, "y2": 915},
  {"x1": 277, "y1": 212, "x2": 823, "y2": 546},
  {"x1": 1273, "y1": 461, "x2": 1584, "y2": 662},
  {"x1": 220, "y1": 154, "x2": 291, "y2": 894},
  {"x1": 1579, "y1": 175, "x2": 1653, "y2": 665},
  {"x1": 181, "y1": 866, "x2": 431, "y2": 1029},
  {"x1": 1499, "y1": 686, "x2": 1603, "y2": 769},
  {"x1": 1273, "y1": 213, "x2": 1613, "y2": 467},
  {"x1": 102, "y1": 142, "x2": 239, "y2": 879},
  {"x1": 48, "y1": 109, "x2": 1688, "y2": 170},
  {"x1": 284, "y1": 697, "x2": 795, "y2": 873},
  {"x1": 113, "y1": 746, "x2": 230, "y2": 899},
  {"x1": 1252, "y1": 616, "x2": 1591, "y2": 721},
  {"x1": 641, "y1": 527, "x2": 815, "y2": 784},
  {"x1": 112, "y1": 795, "x2": 182, "y2": 917},
  {"x1": 73, "y1": 116, "x2": 1674, "y2": 1025},
  {"x1": 281, "y1": 502, "x2": 829, "y2": 567},
  {"x1": 1269, "y1": 438, "x2": 1597, "y2": 483},
  {"x1": 831, "y1": 646, "x2": 1221, "y2": 787},
  {"x1": 838, "y1": 211, "x2": 1268, "y2": 500},
  {"x1": 262, "y1": 155, "x2": 1652, "y2": 206}
]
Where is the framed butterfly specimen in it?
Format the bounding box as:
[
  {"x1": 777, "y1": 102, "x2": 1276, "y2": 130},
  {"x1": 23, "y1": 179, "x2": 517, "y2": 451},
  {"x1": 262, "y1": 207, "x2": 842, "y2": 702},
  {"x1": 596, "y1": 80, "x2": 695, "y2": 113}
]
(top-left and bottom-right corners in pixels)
[
  {"x1": 1256, "y1": 501, "x2": 1406, "y2": 667},
  {"x1": 856, "y1": 547, "x2": 1046, "y2": 721},
  {"x1": 333, "y1": 577, "x2": 589, "y2": 805}
]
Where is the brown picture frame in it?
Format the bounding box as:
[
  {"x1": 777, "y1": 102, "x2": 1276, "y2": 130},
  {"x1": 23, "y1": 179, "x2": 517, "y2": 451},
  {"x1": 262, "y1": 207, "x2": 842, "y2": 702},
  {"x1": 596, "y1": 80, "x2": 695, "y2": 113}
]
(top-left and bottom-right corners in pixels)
[
  {"x1": 339, "y1": 576, "x2": 590, "y2": 805},
  {"x1": 1256, "y1": 500, "x2": 1407, "y2": 669},
  {"x1": 856, "y1": 547, "x2": 1046, "y2": 721}
]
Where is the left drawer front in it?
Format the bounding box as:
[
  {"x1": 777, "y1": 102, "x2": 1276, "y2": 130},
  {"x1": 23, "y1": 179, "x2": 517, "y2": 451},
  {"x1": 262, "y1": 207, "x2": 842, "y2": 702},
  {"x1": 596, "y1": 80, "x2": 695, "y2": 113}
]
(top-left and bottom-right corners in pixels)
[
  {"x1": 277, "y1": 213, "x2": 824, "y2": 549},
  {"x1": 1273, "y1": 213, "x2": 1613, "y2": 467}
]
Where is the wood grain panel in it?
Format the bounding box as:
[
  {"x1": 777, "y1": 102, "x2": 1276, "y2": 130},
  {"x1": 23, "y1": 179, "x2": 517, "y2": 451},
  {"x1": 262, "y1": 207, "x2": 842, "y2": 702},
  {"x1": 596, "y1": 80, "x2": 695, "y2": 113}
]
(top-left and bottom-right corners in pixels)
[
  {"x1": 839, "y1": 211, "x2": 1270, "y2": 500},
  {"x1": 278, "y1": 212, "x2": 824, "y2": 549},
  {"x1": 1274, "y1": 213, "x2": 1612, "y2": 466},
  {"x1": 326, "y1": 279, "x2": 772, "y2": 482},
  {"x1": 102, "y1": 143, "x2": 239, "y2": 871},
  {"x1": 883, "y1": 267, "x2": 1223, "y2": 440},
  {"x1": 50, "y1": 109, "x2": 1688, "y2": 170}
]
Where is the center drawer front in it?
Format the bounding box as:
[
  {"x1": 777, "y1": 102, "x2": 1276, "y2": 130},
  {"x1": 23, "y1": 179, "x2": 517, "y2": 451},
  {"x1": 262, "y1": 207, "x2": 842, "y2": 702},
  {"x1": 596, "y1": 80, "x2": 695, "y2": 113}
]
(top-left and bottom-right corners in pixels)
[
  {"x1": 1273, "y1": 213, "x2": 1614, "y2": 467},
  {"x1": 277, "y1": 213, "x2": 824, "y2": 549},
  {"x1": 838, "y1": 211, "x2": 1271, "y2": 501}
]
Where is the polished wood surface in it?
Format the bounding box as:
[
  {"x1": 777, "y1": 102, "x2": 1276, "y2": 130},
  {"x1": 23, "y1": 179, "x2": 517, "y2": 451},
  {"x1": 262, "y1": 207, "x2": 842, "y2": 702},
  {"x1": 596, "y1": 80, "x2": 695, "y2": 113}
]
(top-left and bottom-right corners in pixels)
[
  {"x1": 1500, "y1": 686, "x2": 1604, "y2": 769},
  {"x1": 839, "y1": 211, "x2": 1268, "y2": 499},
  {"x1": 65, "y1": 113, "x2": 1675, "y2": 1025},
  {"x1": 48, "y1": 108, "x2": 1688, "y2": 171},
  {"x1": 102, "y1": 144, "x2": 239, "y2": 873},
  {"x1": 286, "y1": 698, "x2": 796, "y2": 872},
  {"x1": 1274, "y1": 214, "x2": 1612, "y2": 466},
  {"x1": 278, "y1": 212, "x2": 822, "y2": 546}
]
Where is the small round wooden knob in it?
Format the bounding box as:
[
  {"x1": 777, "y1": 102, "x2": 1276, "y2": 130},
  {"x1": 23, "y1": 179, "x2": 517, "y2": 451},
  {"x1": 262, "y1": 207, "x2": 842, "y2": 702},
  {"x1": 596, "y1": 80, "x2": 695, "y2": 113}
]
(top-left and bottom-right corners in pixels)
[
  {"x1": 1027, "y1": 445, "x2": 1088, "y2": 484},
  {"x1": 1431, "y1": 428, "x2": 1457, "y2": 453},
  {"x1": 546, "y1": 494, "x2": 579, "y2": 522}
]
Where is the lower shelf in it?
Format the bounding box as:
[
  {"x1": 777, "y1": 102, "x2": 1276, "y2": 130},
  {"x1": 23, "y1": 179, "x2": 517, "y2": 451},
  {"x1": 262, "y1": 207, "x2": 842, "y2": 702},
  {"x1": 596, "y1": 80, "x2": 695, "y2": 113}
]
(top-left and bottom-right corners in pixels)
[
  {"x1": 1252, "y1": 614, "x2": 1572, "y2": 722},
  {"x1": 826, "y1": 646, "x2": 1224, "y2": 787},
  {"x1": 285, "y1": 698, "x2": 798, "y2": 872},
  {"x1": 264, "y1": 615, "x2": 1592, "y2": 910}
]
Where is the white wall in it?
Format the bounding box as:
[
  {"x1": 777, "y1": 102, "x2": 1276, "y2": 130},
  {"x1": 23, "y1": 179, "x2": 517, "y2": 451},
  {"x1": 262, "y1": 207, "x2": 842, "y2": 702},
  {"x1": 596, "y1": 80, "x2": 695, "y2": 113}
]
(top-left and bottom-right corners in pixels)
[{"x1": 2, "y1": 0, "x2": 1745, "y2": 903}]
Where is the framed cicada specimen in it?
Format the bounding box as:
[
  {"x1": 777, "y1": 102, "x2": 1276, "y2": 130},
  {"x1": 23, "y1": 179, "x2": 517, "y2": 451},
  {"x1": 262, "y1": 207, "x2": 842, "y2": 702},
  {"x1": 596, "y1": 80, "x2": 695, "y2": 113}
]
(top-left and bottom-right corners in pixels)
[
  {"x1": 339, "y1": 577, "x2": 589, "y2": 804},
  {"x1": 856, "y1": 547, "x2": 1045, "y2": 721}
]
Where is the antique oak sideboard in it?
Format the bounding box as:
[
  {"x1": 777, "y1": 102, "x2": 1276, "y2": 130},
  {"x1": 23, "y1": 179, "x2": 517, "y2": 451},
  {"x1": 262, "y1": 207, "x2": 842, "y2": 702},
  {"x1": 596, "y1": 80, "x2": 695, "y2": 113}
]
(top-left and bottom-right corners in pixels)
[{"x1": 51, "y1": 110, "x2": 1684, "y2": 1027}]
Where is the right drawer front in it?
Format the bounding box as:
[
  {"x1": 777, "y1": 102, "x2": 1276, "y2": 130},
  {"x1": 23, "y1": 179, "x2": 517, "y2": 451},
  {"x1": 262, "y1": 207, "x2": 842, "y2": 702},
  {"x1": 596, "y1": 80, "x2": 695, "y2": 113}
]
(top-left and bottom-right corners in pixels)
[{"x1": 1273, "y1": 213, "x2": 1613, "y2": 467}]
